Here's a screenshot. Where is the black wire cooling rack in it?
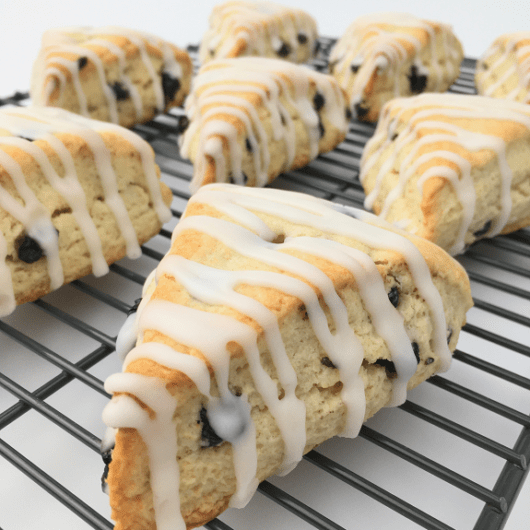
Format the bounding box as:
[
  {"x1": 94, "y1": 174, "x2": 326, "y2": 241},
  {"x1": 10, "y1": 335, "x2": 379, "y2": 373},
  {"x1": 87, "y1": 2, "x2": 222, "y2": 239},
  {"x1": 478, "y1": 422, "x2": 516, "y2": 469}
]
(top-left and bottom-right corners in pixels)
[{"x1": 1, "y1": 39, "x2": 529, "y2": 530}]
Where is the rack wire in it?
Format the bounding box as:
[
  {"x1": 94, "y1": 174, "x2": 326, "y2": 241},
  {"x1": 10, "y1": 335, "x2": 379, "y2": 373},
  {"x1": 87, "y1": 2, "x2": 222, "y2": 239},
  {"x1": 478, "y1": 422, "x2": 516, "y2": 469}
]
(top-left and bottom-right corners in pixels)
[{"x1": 1, "y1": 39, "x2": 529, "y2": 530}]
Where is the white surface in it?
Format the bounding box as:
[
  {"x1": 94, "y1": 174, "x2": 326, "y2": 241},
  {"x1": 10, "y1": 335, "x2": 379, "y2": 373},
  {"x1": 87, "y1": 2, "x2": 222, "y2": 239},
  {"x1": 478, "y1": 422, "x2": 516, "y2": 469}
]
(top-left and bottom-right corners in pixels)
[{"x1": 0, "y1": 1, "x2": 529, "y2": 529}]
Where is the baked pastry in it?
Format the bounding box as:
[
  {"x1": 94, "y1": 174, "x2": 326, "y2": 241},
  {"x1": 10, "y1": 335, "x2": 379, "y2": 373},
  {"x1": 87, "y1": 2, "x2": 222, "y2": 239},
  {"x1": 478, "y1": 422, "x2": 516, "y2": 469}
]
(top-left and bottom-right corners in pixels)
[
  {"x1": 199, "y1": 1, "x2": 318, "y2": 64},
  {"x1": 30, "y1": 26, "x2": 193, "y2": 128},
  {"x1": 329, "y1": 13, "x2": 464, "y2": 122},
  {"x1": 179, "y1": 57, "x2": 349, "y2": 193},
  {"x1": 476, "y1": 32, "x2": 530, "y2": 103},
  {"x1": 0, "y1": 105, "x2": 172, "y2": 317},
  {"x1": 359, "y1": 92, "x2": 530, "y2": 255},
  {"x1": 102, "y1": 183, "x2": 472, "y2": 530}
]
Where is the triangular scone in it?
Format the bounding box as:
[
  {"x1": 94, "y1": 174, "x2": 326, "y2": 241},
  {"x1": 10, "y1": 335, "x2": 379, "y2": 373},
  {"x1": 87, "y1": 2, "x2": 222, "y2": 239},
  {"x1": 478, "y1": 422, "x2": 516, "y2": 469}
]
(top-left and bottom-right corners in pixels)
[
  {"x1": 102, "y1": 184, "x2": 472, "y2": 530},
  {"x1": 0, "y1": 106, "x2": 172, "y2": 316},
  {"x1": 31, "y1": 26, "x2": 193, "y2": 128},
  {"x1": 329, "y1": 13, "x2": 463, "y2": 123},
  {"x1": 199, "y1": 1, "x2": 318, "y2": 64},
  {"x1": 179, "y1": 57, "x2": 349, "y2": 193},
  {"x1": 360, "y1": 93, "x2": 530, "y2": 255},
  {"x1": 476, "y1": 32, "x2": 530, "y2": 103}
]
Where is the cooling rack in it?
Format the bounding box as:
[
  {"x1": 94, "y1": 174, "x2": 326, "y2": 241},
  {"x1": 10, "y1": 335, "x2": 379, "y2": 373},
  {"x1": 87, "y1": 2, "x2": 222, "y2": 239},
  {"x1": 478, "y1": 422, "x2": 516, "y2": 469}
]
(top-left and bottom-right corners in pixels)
[{"x1": 1, "y1": 39, "x2": 529, "y2": 530}]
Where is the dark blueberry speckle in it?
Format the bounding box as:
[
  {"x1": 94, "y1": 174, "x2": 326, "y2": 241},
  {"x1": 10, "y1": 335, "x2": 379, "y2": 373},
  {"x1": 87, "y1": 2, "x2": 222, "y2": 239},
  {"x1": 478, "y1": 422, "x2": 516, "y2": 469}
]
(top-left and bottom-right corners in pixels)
[
  {"x1": 229, "y1": 172, "x2": 249, "y2": 185},
  {"x1": 297, "y1": 33, "x2": 308, "y2": 44},
  {"x1": 426, "y1": 357, "x2": 435, "y2": 365},
  {"x1": 277, "y1": 42, "x2": 291, "y2": 58},
  {"x1": 318, "y1": 119, "x2": 325, "y2": 138},
  {"x1": 127, "y1": 297, "x2": 143, "y2": 317},
  {"x1": 390, "y1": 132, "x2": 399, "y2": 141},
  {"x1": 374, "y1": 358, "x2": 397, "y2": 377},
  {"x1": 321, "y1": 356, "x2": 336, "y2": 369},
  {"x1": 245, "y1": 138, "x2": 253, "y2": 152},
  {"x1": 77, "y1": 56, "x2": 88, "y2": 70},
  {"x1": 412, "y1": 342, "x2": 420, "y2": 364},
  {"x1": 473, "y1": 220, "x2": 492, "y2": 238},
  {"x1": 354, "y1": 102, "x2": 370, "y2": 120},
  {"x1": 199, "y1": 406, "x2": 224, "y2": 447},
  {"x1": 388, "y1": 286, "x2": 399, "y2": 308},
  {"x1": 110, "y1": 82, "x2": 130, "y2": 101},
  {"x1": 161, "y1": 71, "x2": 181, "y2": 103},
  {"x1": 177, "y1": 115, "x2": 189, "y2": 134},
  {"x1": 351, "y1": 63, "x2": 360, "y2": 74},
  {"x1": 447, "y1": 327, "x2": 453, "y2": 345},
  {"x1": 408, "y1": 65, "x2": 427, "y2": 94},
  {"x1": 313, "y1": 92, "x2": 325, "y2": 111},
  {"x1": 18, "y1": 236, "x2": 43, "y2": 264}
]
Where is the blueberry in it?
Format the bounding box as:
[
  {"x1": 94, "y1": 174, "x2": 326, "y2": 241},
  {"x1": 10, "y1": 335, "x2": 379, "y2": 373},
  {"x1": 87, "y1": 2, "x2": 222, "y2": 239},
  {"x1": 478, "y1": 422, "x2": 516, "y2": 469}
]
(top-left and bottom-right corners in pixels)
[
  {"x1": 412, "y1": 342, "x2": 420, "y2": 364},
  {"x1": 177, "y1": 115, "x2": 189, "y2": 134},
  {"x1": 313, "y1": 92, "x2": 325, "y2": 111},
  {"x1": 18, "y1": 135, "x2": 34, "y2": 142},
  {"x1": 473, "y1": 220, "x2": 492, "y2": 238},
  {"x1": 321, "y1": 356, "x2": 336, "y2": 369},
  {"x1": 199, "y1": 406, "x2": 224, "y2": 447},
  {"x1": 245, "y1": 137, "x2": 252, "y2": 152},
  {"x1": 277, "y1": 42, "x2": 291, "y2": 58},
  {"x1": 77, "y1": 56, "x2": 88, "y2": 70},
  {"x1": 110, "y1": 82, "x2": 130, "y2": 101},
  {"x1": 388, "y1": 286, "x2": 399, "y2": 308},
  {"x1": 390, "y1": 132, "x2": 399, "y2": 141},
  {"x1": 318, "y1": 119, "x2": 325, "y2": 138},
  {"x1": 127, "y1": 297, "x2": 143, "y2": 317},
  {"x1": 161, "y1": 71, "x2": 181, "y2": 103},
  {"x1": 351, "y1": 63, "x2": 360, "y2": 74},
  {"x1": 425, "y1": 357, "x2": 434, "y2": 365},
  {"x1": 299, "y1": 304, "x2": 309, "y2": 320},
  {"x1": 374, "y1": 358, "x2": 397, "y2": 377},
  {"x1": 354, "y1": 101, "x2": 370, "y2": 120},
  {"x1": 18, "y1": 235, "x2": 43, "y2": 263},
  {"x1": 408, "y1": 65, "x2": 427, "y2": 94},
  {"x1": 297, "y1": 33, "x2": 308, "y2": 44}
]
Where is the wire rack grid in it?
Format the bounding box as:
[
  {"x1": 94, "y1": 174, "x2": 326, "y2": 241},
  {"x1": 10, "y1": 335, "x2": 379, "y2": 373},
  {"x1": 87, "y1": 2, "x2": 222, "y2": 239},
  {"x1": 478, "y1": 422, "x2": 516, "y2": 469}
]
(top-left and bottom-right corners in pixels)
[{"x1": 0, "y1": 39, "x2": 529, "y2": 530}]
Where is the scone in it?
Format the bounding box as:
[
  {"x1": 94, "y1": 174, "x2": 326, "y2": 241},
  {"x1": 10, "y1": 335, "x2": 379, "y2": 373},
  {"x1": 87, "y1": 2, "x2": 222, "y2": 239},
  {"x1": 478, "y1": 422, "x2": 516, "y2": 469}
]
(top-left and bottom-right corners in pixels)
[
  {"x1": 179, "y1": 57, "x2": 349, "y2": 193},
  {"x1": 102, "y1": 183, "x2": 473, "y2": 530},
  {"x1": 476, "y1": 32, "x2": 530, "y2": 103},
  {"x1": 359, "y1": 93, "x2": 530, "y2": 255},
  {"x1": 329, "y1": 13, "x2": 464, "y2": 122},
  {"x1": 31, "y1": 26, "x2": 193, "y2": 128},
  {"x1": 199, "y1": 1, "x2": 318, "y2": 64},
  {"x1": 0, "y1": 105, "x2": 172, "y2": 316}
]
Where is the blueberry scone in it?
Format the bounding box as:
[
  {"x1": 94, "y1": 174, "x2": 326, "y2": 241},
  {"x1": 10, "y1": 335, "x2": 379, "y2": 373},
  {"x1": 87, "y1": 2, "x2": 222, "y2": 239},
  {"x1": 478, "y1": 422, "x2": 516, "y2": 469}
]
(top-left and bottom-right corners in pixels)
[
  {"x1": 329, "y1": 13, "x2": 464, "y2": 123},
  {"x1": 359, "y1": 93, "x2": 530, "y2": 255},
  {"x1": 179, "y1": 57, "x2": 349, "y2": 193},
  {"x1": 102, "y1": 183, "x2": 472, "y2": 530},
  {"x1": 0, "y1": 106, "x2": 172, "y2": 316},
  {"x1": 199, "y1": 1, "x2": 318, "y2": 64},
  {"x1": 476, "y1": 32, "x2": 530, "y2": 103},
  {"x1": 31, "y1": 26, "x2": 193, "y2": 128}
]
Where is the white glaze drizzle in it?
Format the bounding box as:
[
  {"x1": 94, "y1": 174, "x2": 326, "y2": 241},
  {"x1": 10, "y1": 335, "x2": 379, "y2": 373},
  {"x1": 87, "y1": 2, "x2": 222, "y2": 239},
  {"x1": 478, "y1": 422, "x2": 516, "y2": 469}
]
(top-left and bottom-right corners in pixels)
[
  {"x1": 199, "y1": 1, "x2": 318, "y2": 64},
  {"x1": 329, "y1": 13, "x2": 461, "y2": 114},
  {"x1": 104, "y1": 183, "x2": 453, "y2": 529},
  {"x1": 360, "y1": 93, "x2": 530, "y2": 254},
  {"x1": 0, "y1": 105, "x2": 169, "y2": 316},
  {"x1": 31, "y1": 26, "x2": 184, "y2": 123},
  {"x1": 180, "y1": 57, "x2": 347, "y2": 192},
  {"x1": 476, "y1": 32, "x2": 530, "y2": 103}
]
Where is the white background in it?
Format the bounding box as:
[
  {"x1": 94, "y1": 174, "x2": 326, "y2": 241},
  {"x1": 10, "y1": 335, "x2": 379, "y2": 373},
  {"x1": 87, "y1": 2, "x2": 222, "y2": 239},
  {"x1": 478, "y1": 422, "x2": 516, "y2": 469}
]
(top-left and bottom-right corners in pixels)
[{"x1": 0, "y1": 1, "x2": 529, "y2": 529}]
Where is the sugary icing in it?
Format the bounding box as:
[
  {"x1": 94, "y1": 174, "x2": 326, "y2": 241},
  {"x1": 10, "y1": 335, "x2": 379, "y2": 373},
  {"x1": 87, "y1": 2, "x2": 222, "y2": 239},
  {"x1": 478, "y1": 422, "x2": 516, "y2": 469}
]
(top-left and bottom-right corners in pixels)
[
  {"x1": 179, "y1": 57, "x2": 347, "y2": 192},
  {"x1": 0, "y1": 105, "x2": 171, "y2": 317},
  {"x1": 31, "y1": 26, "x2": 184, "y2": 124},
  {"x1": 103, "y1": 183, "x2": 454, "y2": 529},
  {"x1": 199, "y1": 1, "x2": 318, "y2": 64},
  {"x1": 329, "y1": 13, "x2": 461, "y2": 115},
  {"x1": 476, "y1": 32, "x2": 530, "y2": 103},
  {"x1": 360, "y1": 93, "x2": 530, "y2": 255}
]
